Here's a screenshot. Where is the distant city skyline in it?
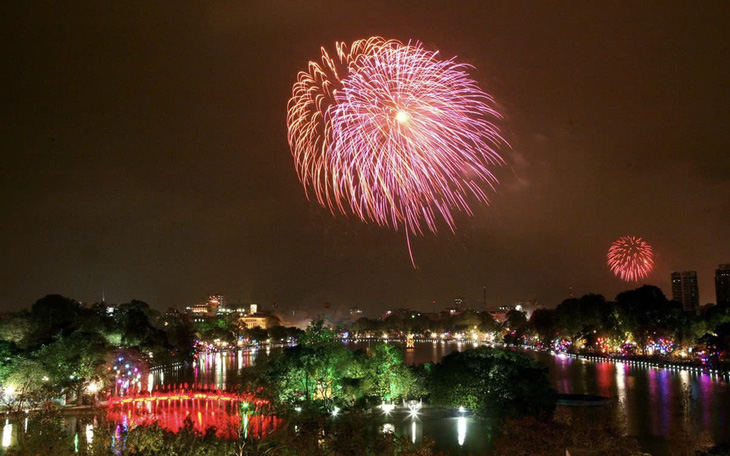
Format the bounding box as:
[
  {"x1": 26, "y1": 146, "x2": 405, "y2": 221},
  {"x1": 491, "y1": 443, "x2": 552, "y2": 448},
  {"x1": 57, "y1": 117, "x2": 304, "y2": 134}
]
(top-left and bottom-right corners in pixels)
[{"x1": 53, "y1": 262, "x2": 728, "y2": 318}]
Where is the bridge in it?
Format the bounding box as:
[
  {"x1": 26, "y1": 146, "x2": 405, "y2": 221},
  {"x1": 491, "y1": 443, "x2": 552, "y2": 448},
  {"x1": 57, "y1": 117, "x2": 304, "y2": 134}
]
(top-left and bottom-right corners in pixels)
[{"x1": 106, "y1": 388, "x2": 279, "y2": 438}]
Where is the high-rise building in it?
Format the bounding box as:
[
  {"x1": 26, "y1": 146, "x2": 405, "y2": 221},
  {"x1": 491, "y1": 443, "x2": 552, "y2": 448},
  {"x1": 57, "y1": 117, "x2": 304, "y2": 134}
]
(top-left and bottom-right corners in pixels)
[
  {"x1": 671, "y1": 271, "x2": 699, "y2": 312},
  {"x1": 716, "y1": 264, "x2": 730, "y2": 306}
]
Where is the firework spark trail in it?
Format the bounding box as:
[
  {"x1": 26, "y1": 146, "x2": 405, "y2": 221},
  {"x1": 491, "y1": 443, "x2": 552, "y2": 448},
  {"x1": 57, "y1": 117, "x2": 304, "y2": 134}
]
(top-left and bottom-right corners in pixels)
[
  {"x1": 607, "y1": 236, "x2": 655, "y2": 281},
  {"x1": 287, "y1": 37, "x2": 507, "y2": 264}
]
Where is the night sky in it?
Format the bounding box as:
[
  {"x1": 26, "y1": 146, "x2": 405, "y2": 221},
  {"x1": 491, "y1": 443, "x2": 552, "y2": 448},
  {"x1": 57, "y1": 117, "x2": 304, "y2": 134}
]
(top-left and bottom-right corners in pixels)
[{"x1": 2, "y1": 2, "x2": 729, "y2": 314}]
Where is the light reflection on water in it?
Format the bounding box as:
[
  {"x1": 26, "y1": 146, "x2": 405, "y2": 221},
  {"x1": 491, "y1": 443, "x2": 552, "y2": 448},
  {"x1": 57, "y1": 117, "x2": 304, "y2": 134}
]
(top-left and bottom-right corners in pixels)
[
  {"x1": 457, "y1": 415, "x2": 467, "y2": 446},
  {"x1": 148, "y1": 343, "x2": 730, "y2": 454},
  {"x1": 525, "y1": 350, "x2": 730, "y2": 454},
  {"x1": 149, "y1": 348, "x2": 259, "y2": 391},
  {"x1": 352, "y1": 342, "x2": 730, "y2": 454}
]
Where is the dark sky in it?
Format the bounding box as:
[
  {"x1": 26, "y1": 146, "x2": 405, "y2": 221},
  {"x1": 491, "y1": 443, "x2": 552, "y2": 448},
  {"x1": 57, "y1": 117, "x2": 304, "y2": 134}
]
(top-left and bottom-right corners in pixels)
[{"x1": 2, "y1": 2, "x2": 729, "y2": 314}]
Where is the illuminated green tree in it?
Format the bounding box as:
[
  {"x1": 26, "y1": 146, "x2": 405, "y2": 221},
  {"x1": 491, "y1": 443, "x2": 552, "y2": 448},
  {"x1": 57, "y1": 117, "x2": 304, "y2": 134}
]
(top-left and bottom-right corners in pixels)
[{"x1": 362, "y1": 343, "x2": 421, "y2": 402}]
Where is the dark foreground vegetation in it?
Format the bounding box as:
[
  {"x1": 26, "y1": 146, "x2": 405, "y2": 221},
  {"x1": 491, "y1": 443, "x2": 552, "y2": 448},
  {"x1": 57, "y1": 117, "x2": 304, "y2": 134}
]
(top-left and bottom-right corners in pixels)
[{"x1": 6, "y1": 406, "x2": 730, "y2": 456}]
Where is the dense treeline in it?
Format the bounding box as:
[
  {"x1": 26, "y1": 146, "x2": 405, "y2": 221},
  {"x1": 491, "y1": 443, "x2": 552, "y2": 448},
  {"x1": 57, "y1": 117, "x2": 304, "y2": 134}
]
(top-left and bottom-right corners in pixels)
[
  {"x1": 0, "y1": 295, "x2": 196, "y2": 406},
  {"x1": 518, "y1": 286, "x2": 730, "y2": 365},
  {"x1": 348, "y1": 285, "x2": 730, "y2": 366}
]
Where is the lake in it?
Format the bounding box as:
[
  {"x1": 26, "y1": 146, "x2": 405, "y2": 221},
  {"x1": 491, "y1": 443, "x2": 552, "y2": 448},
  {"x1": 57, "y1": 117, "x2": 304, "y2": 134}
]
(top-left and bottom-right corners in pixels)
[
  {"x1": 147, "y1": 341, "x2": 730, "y2": 455},
  {"x1": 2, "y1": 341, "x2": 728, "y2": 455}
]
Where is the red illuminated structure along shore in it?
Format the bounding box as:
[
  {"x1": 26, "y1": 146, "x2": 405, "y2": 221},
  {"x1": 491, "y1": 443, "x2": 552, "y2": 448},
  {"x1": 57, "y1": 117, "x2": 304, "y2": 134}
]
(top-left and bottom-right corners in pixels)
[{"x1": 106, "y1": 387, "x2": 281, "y2": 438}]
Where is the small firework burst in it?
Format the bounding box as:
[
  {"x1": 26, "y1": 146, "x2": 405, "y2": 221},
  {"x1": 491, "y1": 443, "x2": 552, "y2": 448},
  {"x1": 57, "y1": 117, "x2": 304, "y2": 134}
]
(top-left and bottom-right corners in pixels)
[{"x1": 607, "y1": 236, "x2": 654, "y2": 281}]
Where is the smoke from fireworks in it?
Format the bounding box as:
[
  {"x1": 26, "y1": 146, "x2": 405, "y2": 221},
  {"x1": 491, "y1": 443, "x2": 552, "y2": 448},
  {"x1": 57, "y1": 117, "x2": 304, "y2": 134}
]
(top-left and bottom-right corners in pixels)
[
  {"x1": 287, "y1": 37, "x2": 507, "y2": 263},
  {"x1": 607, "y1": 236, "x2": 654, "y2": 281}
]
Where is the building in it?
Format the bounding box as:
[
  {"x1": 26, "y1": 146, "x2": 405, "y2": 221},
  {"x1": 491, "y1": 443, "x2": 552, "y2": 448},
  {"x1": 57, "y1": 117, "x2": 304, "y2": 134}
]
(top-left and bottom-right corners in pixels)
[
  {"x1": 207, "y1": 294, "x2": 225, "y2": 313},
  {"x1": 249, "y1": 303, "x2": 258, "y2": 315},
  {"x1": 671, "y1": 271, "x2": 700, "y2": 312},
  {"x1": 239, "y1": 313, "x2": 278, "y2": 330},
  {"x1": 486, "y1": 305, "x2": 515, "y2": 324},
  {"x1": 716, "y1": 264, "x2": 730, "y2": 306},
  {"x1": 350, "y1": 307, "x2": 363, "y2": 317},
  {"x1": 190, "y1": 303, "x2": 211, "y2": 315}
]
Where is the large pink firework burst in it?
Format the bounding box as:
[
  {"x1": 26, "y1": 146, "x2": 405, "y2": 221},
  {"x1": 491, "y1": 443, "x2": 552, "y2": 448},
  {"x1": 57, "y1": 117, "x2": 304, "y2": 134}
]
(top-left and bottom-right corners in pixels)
[
  {"x1": 607, "y1": 236, "x2": 655, "y2": 281},
  {"x1": 287, "y1": 37, "x2": 507, "y2": 263}
]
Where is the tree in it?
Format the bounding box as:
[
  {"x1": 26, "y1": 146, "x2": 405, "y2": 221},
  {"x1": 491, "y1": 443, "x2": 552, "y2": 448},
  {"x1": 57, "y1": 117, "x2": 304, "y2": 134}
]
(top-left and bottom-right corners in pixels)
[
  {"x1": 504, "y1": 309, "x2": 527, "y2": 330},
  {"x1": 267, "y1": 325, "x2": 289, "y2": 342},
  {"x1": 252, "y1": 320, "x2": 358, "y2": 410},
  {"x1": 0, "y1": 313, "x2": 31, "y2": 348},
  {"x1": 529, "y1": 308, "x2": 556, "y2": 344},
  {"x1": 114, "y1": 300, "x2": 167, "y2": 350},
  {"x1": 35, "y1": 332, "x2": 107, "y2": 403},
  {"x1": 428, "y1": 347, "x2": 556, "y2": 420},
  {"x1": 2, "y1": 358, "x2": 53, "y2": 411},
  {"x1": 164, "y1": 319, "x2": 197, "y2": 361},
  {"x1": 615, "y1": 286, "x2": 684, "y2": 353},
  {"x1": 362, "y1": 343, "x2": 421, "y2": 402},
  {"x1": 0, "y1": 340, "x2": 19, "y2": 383},
  {"x1": 26, "y1": 295, "x2": 82, "y2": 346}
]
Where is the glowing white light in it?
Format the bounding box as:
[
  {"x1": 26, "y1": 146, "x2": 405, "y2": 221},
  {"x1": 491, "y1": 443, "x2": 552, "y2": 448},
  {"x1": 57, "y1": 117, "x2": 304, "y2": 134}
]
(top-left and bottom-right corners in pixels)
[
  {"x1": 395, "y1": 110, "x2": 410, "y2": 123},
  {"x1": 406, "y1": 399, "x2": 422, "y2": 419},
  {"x1": 411, "y1": 421, "x2": 417, "y2": 443},
  {"x1": 2, "y1": 421, "x2": 11, "y2": 448},
  {"x1": 381, "y1": 423, "x2": 395, "y2": 434},
  {"x1": 85, "y1": 424, "x2": 94, "y2": 445},
  {"x1": 86, "y1": 382, "x2": 100, "y2": 394},
  {"x1": 331, "y1": 406, "x2": 339, "y2": 417},
  {"x1": 458, "y1": 406, "x2": 465, "y2": 413},
  {"x1": 380, "y1": 402, "x2": 395, "y2": 414},
  {"x1": 294, "y1": 406, "x2": 302, "y2": 412},
  {"x1": 457, "y1": 416, "x2": 467, "y2": 446}
]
